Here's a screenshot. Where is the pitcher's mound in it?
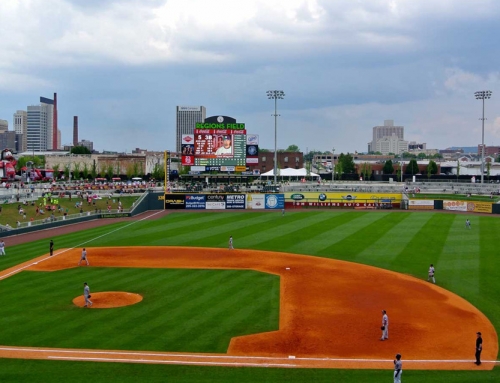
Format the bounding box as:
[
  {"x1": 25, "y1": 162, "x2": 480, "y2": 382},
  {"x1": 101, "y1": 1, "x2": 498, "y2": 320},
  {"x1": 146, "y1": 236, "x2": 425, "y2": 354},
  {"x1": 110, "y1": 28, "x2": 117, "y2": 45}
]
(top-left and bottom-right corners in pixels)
[{"x1": 73, "y1": 291, "x2": 143, "y2": 308}]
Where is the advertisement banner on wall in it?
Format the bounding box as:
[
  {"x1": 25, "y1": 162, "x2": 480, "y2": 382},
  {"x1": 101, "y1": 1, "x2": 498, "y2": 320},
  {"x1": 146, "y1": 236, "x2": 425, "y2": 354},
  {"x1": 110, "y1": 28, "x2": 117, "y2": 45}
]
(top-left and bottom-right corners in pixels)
[
  {"x1": 226, "y1": 194, "x2": 246, "y2": 209},
  {"x1": 284, "y1": 192, "x2": 402, "y2": 202},
  {"x1": 206, "y1": 194, "x2": 226, "y2": 209},
  {"x1": 185, "y1": 195, "x2": 206, "y2": 209},
  {"x1": 467, "y1": 202, "x2": 492, "y2": 213},
  {"x1": 265, "y1": 194, "x2": 285, "y2": 209},
  {"x1": 182, "y1": 155, "x2": 195, "y2": 166},
  {"x1": 443, "y1": 200, "x2": 467, "y2": 211},
  {"x1": 164, "y1": 194, "x2": 186, "y2": 209},
  {"x1": 409, "y1": 200, "x2": 434, "y2": 210},
  {"x1": 246, "y1": 194, "x2": 265, "y2": 209}
]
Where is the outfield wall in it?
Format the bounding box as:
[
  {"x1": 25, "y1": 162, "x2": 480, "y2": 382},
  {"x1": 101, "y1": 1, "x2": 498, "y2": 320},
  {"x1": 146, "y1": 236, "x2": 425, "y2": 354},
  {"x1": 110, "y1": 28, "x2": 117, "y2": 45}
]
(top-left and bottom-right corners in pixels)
[
  {"x1": 409, "y1": 199, "x2": 500, "y2": 214},
  {"x1": 164, "y1": 194, "x2": 285, "y2": 210}
]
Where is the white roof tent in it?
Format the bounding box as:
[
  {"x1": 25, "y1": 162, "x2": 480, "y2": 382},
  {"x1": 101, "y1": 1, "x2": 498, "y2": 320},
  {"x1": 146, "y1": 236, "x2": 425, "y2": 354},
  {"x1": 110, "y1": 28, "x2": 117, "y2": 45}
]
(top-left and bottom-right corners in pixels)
[{"x1": 261, "y1": 168, "x2": 320, "y2": 178}]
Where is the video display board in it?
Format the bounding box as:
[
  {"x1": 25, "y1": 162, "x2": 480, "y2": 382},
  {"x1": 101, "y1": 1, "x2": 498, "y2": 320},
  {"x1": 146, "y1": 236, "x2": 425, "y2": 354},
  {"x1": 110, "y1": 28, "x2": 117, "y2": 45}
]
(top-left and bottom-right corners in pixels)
[{"x1": 194, "y1": 120, "x2": 246, "y2": 166}]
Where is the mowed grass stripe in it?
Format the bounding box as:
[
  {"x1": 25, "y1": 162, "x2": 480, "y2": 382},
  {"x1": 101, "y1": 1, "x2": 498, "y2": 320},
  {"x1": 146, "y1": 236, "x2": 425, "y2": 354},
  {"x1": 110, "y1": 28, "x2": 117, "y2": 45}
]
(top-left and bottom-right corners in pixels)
[
  {"x1": 314, "y1": 212, "x2": 394, "y2": 259},
  {"x1": 234, "y1": 211, "x2": 337, "y2": 251},
  {"x1": 356, "y1": 213, "x2": 434, "y2": 262}
]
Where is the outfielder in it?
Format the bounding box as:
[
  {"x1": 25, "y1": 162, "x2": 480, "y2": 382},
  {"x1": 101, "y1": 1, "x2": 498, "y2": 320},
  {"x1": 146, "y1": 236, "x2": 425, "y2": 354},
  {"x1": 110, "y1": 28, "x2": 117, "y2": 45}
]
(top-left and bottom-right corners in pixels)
[
  {"x1": 427, "y1": 264, "x2": 435, "y2": 283},
  {"x1": 466, "y1": 219, "x2": 471, "y2": 229},
  {"x1": 83, "y1": 282, "x2": 93, "y2": 307},
  {"x1": 393, "y1": 353, "x2": 402, "y2": 382},
  {"x1": 78, "y1": 248, "x2": 90, "y2": 266},
  {"x1": 229, "y1": 236, "x2": 234, "y2": 250},
  {"x1": 381, "y1": 310, "x2": 389, "y2": 340},
  {"x1": 0, "y1": 240, "x2": 5, "y2": 256}
]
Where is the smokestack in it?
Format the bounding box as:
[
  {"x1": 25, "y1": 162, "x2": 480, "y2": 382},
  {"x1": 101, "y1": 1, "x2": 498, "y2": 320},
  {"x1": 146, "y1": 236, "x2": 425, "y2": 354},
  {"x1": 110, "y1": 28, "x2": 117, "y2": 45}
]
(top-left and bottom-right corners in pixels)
[
  {"x1": 73, "y1": 116, "x2": 78, "y2": 147},
  {"x1": 53, "y1": 92, "x2": 58, "y2": 150}
]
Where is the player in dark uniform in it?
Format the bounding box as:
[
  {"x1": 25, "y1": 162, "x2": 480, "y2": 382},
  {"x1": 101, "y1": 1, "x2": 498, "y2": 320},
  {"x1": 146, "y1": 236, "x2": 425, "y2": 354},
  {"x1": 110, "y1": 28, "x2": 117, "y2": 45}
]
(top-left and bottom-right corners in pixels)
[
  {"x1": 475, "y1": 332, "x2": 483, "y2": 365},
  {"x1": 49, "y1": 240, "x2": 54, "y2": 256}
]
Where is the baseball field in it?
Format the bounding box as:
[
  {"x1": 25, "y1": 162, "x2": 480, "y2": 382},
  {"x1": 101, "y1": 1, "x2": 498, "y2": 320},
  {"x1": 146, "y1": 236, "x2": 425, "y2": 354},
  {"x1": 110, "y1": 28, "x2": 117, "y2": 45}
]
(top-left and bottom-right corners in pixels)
[{"x1": 0, "y1": 209, "x2": 499, "y2": 382}]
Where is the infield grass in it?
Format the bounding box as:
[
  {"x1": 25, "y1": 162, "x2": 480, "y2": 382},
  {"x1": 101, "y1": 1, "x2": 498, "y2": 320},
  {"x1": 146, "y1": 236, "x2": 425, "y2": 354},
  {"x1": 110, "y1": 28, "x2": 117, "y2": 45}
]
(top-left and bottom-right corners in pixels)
[{"x1": 2, "y1": 210, "x2": 500, "y2": 382}]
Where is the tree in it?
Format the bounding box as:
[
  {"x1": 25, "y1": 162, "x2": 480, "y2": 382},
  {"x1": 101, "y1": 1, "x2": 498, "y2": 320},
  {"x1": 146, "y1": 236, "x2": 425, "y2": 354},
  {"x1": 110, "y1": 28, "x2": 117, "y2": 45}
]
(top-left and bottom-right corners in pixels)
[
  {"x1": 259, "y1": 148, "x2": 270, "y2": 152},
  {"x1": 71, "y1": 146, "x2": 91, "y2": 154},
  {"x1": 304, "y1": 150, "x2": 322, "y2": 162},
  {"x1": 426, "y1": 160, "x2": 438, "y2": 175},
  {"x1": 82, "y1": 163, "x2": 90, "y2": 180},
  {"x1": 456, "y1": 160, "x2": 460, "y2": 180},
  {"x1": 405, "y1": 158, "x2": 419, "y2": 175},
  {"x1": 52, "y1": 163, "x2": 60, "y2": 180},
  {"x1": 106, "y1": 164, "x2": 114, "y2": 179},
  {"x1": 487, "y1": 160, "x2": 491, "y2": 180},
  {"x1": 382, "y1": 160, "x2": 394, "y2": 175},
  {"x1": 285, "y1": 144, "x2": 300, "y2": 152},
  {"x1": 359, "y1": 162, "x2": 371, "y2": 180},
  {"x1": 151, "y1": 163, "x2": 164, "y2": 180},
  {"x1": 73, "y1": 162, "x2": 81, "y2": 180},
  {"x1": 337, "y1": 153, "x2": 355, "y2": 174}
]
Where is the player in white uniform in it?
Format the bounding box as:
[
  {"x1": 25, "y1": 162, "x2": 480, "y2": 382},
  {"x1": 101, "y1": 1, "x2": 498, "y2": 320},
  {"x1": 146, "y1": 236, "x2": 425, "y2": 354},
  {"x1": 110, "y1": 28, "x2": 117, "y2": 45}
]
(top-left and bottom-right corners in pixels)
[
  {"x1": 381, "y1": 310, "x2": 389, "y2": 340},
  {"x1": 466, "y1": 219, "x2": 471, "y2": 229},
  {"x1": 215, "y1": 136, "x2": 232, "y2": 155},
  {"x1": 78, "y1": 248, "x2": 90, "y2": 266},
  {"x1": 0, "y1": 240, "x2": 5, "y2": 256},
  {"x1": 427, "y1": 264, "x2": 435, "y2": 283},
  {"x1": 228, "y1": 236, "x2": 234, "y2": 250},
  {"x1": 83, "y1": 282, "x2": 93, "y2": 307},
  {"x1": 393, "y1": 353, "x2": 402, "y2": 382}
]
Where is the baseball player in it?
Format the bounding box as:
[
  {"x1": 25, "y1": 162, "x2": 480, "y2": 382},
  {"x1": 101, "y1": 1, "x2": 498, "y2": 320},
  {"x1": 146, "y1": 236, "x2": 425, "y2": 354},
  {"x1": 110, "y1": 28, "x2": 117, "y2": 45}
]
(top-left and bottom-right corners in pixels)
[
  {"x1": 466, "y1": 219, "x2": 471, "y2": 229},
  {"x1": 49, "y1": 240, "x2": 54, "y2": 256},
  {"x1": 381, "y1": 310, "x2": 389, "y2": 340},
  {"x1": 427, "y1": 264, "x2": 435, "y2": 283},
  {"x1": 83, "y1": 282, "x2": 93, "y2": 307},
  {"x1": 0, "y1": 240, "x2": 5, "y2": 256},
  {"x1": 393, "y1": 353, "x2": 402, "y2": 382},
  {"x1": 228, "y1": 236, "x2": 234, "y2": 250},
  {"x1": 78, "y1": 248, "x2": 90, "y2": 266}
]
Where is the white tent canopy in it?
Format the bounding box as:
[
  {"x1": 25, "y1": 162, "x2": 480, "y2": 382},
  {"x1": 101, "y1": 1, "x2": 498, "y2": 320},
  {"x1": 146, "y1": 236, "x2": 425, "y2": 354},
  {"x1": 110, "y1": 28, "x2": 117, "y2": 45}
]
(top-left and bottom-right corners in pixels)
[{"x1": 261, "y1": 168, "x2": 320, "y2": 178}]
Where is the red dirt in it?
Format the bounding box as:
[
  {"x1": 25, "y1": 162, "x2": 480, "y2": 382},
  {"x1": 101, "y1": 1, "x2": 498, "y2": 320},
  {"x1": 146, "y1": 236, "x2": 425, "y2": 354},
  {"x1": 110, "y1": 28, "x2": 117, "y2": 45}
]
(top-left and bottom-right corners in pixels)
[
  {"x1": 0, "y1": 246, "x2": 495, "y2": 370},
  {"x1": 72, "y1": 291, "x2": 143, "y2": 308}
]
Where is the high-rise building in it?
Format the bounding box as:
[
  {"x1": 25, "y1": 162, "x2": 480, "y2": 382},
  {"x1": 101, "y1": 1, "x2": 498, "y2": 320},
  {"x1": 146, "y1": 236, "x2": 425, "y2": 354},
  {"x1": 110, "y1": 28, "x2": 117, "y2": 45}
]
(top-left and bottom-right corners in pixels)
[
  {"x1": 13, "y1": 110, "x2": 28, "y2": 152},
  {"x1": 0, "y1": 119, "x2": 8, "y2": 132},
  {"x1": 27, "y1": 96, "x2": 54, "y2": 152},
  {"x1": 368, "y1": 120, "x2": 406, "y2": 155},
  {"x1": 176, "y1": 106, "x2": 206, "y2": 152},
  {"x1": 73, "y1": 116, "x2": 79, "y2": 146}
]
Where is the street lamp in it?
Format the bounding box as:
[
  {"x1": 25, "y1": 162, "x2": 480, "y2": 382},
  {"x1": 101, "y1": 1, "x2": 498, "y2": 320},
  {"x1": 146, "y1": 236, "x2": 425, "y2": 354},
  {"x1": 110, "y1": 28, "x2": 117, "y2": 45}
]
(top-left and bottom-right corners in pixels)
[
  {"x1": 332, "y1": 148, "x2": 335, "y2": 181},
  {"x1": 267, "y1": 90, "x2": 285, "y2": 185},
  {"x1": 475, "y1": 90, "x2": 492, "y2": 184}
]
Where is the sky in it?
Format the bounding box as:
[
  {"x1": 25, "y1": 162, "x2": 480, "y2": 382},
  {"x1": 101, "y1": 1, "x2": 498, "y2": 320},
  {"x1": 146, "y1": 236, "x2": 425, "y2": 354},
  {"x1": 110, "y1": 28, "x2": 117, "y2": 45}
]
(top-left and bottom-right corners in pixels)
[{"x1": 0, "y1": 0, "x2": 499, "y2": 154}]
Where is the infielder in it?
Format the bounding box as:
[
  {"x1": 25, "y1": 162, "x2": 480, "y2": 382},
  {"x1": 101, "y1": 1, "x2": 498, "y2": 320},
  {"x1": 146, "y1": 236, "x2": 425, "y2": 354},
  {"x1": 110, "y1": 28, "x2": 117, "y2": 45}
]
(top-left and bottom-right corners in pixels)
[
  {"x1": 381, "y1": 310, "x2": 389, "y2": 340},
  {"x1": 78, "y1": 248, "x2": 90, "y2": 266},
  {"x1": 393, "y1": 353, "x2": 402, "y2": 382},
  {"x1": 427, "y1": 264, "x2": 435, "y2": 283},
  {"x1": 83, "y1": 282, "x2": 93, "y2": 307},
  {"x1": 228, "y1": 236, "x2": 234, "y2": 250},
  {"x1": 0, "y1": 240, "x2": 5, "y2": 256}
]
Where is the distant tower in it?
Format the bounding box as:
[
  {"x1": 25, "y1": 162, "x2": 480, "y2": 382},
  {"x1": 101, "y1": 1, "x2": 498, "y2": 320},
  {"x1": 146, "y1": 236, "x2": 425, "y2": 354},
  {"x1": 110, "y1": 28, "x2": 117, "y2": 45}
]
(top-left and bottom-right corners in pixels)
[
  {"x1": 176, "y1": 106, "x2": 206, "y2": 152},
  {"x1": 52, "y1": 92, "x2": 58, "y2": 150},
  {"x1": 73, "y1": 116, "x2": 78, "y2": 146}
]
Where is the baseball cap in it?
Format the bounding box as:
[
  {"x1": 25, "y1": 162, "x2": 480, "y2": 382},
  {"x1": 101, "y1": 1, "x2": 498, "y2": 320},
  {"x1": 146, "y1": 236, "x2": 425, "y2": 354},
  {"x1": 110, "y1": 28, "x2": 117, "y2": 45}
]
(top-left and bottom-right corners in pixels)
[
  {"x1": 223, "y1": 135, "x2": 231, "y2": 140},
  {"x1": 477, "y1": 332, "x2": 482, "y2": 335}
]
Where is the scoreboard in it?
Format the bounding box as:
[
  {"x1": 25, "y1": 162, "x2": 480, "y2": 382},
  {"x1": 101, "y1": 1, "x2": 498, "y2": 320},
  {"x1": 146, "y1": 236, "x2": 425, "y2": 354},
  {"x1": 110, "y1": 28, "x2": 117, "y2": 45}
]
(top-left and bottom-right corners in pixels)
[{"x1": 194, "y1": 129, "x2": 246, "y2": 166}]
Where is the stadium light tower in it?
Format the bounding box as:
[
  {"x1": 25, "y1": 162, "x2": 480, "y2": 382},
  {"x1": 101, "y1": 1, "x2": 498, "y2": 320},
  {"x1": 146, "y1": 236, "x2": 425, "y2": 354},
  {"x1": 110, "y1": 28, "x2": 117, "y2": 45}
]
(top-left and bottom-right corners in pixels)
[
  {"x1": 475, "y1": 90, "x2": 492, "y2": 184},
  {"x1": 267, "y1": 90, "x2": 285, "y2": 185}
]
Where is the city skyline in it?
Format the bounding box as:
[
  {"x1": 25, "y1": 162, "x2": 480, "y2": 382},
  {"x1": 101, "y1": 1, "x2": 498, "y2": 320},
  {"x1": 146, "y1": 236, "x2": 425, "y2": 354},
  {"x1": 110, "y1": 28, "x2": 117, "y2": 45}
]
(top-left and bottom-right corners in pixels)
[{"x1": 0, "y1": 1, "x2": 499, "y2": 154}]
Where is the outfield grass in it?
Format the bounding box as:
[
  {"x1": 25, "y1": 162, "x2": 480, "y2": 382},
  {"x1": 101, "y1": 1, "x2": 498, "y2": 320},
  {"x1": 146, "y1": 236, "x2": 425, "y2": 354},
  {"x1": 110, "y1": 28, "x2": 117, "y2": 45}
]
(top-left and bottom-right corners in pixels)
[{"x1": 1, "y1": 210, "x2": 500, "y2": 382}]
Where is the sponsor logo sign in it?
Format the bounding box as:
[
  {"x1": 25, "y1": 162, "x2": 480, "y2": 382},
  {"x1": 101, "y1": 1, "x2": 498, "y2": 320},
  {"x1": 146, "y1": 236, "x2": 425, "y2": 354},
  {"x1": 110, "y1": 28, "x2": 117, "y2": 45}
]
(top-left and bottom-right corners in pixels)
[
  {"x1": 246, "y1": 194, "x2": 265, "y2": 209},
  {"x1": 206, "y1": 194, "x2": 226, "y2": 210},
  {"x1": 291, "y1": 193, "x2": 305, "y2": 200},
  {"x1": 182, "y1": 134, "x2": 194, "y2": 144},
  {"x1": 235, "y1": 166, "x2": 247, "y2": 172},
  {"x1": 164, "y1": 194, "x2": 186, "y2": 209},
  {"x1": 185, "y1": 194, "x2": 206, "y2": 209},
  {"x1": 226, "y1": 194, "x2": 246, "y2": 209},
  {"x1": 246, "y1": 157, "x2": 258, "y2": 164},
  {"x1": 265, "y1": 194, "x2": 284, "y2": 209},
  {"x1": 179, "y1": 106, "x2": 201, "y2": 112},
  {"x1": 205, "y1": 166, "x2": 221, "y2": 172},
  {"x1": 467, "y1": 202, "x2": 492, "y2": 213},
  {"x1": 443, "y1": 200, "x2": 467, "y2": 212},
  {"x1": 221, "y1": 166, "x2": 235, "y2": 172},
  {"x1": 409, "y1": 199, "x2": 434, "y2": 210},
  {"x1": 252, "y1": 169, "x2": 260, "y2": 175},
  {"x1": 246, "y1": 134, "x2": 259, "y2": 145},
  {"x1": 182, "y1": 155, "x2": 194, "y2": 165}
]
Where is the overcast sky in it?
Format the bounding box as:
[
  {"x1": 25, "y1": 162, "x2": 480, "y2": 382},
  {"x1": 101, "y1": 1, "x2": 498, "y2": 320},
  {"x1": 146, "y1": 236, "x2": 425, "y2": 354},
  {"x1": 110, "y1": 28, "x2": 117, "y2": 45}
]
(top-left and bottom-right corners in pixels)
[{"x1": 1, "y1": 0, "x2": 499, "y2": 154}]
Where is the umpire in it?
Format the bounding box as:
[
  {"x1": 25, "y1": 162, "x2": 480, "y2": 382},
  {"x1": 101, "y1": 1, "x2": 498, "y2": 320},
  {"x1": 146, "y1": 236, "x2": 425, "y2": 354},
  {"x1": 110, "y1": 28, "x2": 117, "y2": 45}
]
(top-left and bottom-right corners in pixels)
[{"x1": 475, "y1": 332, "x2": 483, "y2": 365}]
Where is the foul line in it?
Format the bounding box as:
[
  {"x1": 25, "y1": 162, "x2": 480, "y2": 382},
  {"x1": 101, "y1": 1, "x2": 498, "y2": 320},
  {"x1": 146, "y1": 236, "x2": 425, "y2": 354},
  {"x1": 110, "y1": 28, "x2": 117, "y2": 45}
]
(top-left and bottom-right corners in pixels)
[{"x1": 0, "y1": 210, "x2": 164, "y2": 281}]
